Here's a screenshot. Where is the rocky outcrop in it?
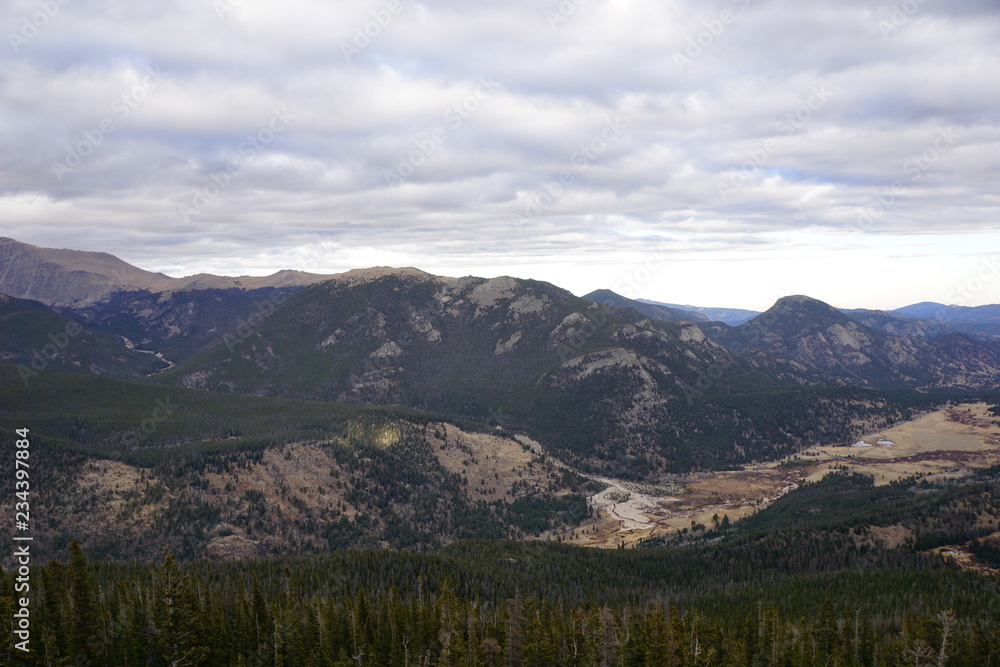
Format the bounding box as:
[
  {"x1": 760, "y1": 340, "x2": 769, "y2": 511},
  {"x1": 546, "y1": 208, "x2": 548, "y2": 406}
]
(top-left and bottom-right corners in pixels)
[{"x1": 706, "y1": 295, "x2": 1000, "y2": 389}]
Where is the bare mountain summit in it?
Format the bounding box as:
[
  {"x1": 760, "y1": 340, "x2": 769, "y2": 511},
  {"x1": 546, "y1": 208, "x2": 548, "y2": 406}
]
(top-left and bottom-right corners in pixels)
[{"x1": 0, "y1": 237, "x2": 341, "y2": 306}]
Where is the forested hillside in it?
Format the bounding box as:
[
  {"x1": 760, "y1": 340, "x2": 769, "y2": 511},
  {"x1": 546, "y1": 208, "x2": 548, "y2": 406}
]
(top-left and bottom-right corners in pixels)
[
  {"x1": 0, "y1": 295, "x2": 167, "y2": 380},
  {"x1": 147, "y1": 273, "x2": 985, "y2": 478},
  {"x1": 4, "y1": 466, "x2": 1000, "y2": 667},
  {"x1": 76, "y1": 286, "x2": 304, "y2": 364},
  {"x1": 0, "y1": 367, "x2": 592, "y2": 560}
]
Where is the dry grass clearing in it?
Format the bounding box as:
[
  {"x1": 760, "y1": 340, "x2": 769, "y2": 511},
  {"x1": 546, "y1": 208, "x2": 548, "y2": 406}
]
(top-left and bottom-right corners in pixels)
[
  {"x1": 67, "y1": 441, "x2": 359, "y2": 558},
  {"x1": 51, "y1": 405, "x2": 1000, "y2": 555},
  {"x1": 427, "y1": 423, "x2": 570, "y2": 503},
  {"x1": 74, "y1": 459, "x2": 161, "y2": 531},
  {"x1": 803, "y1": 403, "x2": 1000, "y2": 485},
  {"x1": 929, "y1": 537, "x2": 1000, "y2": 577},
  {"x1": 564, "y1": 403, "x2": 1000, "y2": 549}
]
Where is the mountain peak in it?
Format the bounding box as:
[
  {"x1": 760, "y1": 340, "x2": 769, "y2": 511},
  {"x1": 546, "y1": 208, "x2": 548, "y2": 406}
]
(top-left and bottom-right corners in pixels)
[
  {"x1": 329, "y1": 266, "x2": 441, "y2": 283},
  {"x1": 764, "y1": 295, "x2": 850, "y2": 324},
  {"x1": 772, "y1": 294, "x2": 830, "y2": 308}
]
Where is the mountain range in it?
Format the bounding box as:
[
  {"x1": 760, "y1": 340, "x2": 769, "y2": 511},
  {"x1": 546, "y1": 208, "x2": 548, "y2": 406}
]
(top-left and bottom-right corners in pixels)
[
  {"x1": 588, "y1": 287, "x2": 1000, "y2": 342},
  {"x1": 1, "y1": 237, "x2": 999, "y2": 558},
  {"x1": 1, "y1": 239, "x2": 996, "y2": 473}
]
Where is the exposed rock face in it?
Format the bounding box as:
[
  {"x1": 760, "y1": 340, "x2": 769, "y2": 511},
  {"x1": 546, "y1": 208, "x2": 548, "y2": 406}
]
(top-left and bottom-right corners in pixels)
[
  {"x1": 555, "y1": 347, "x2": 649, "y2": 382},
  {"x1": 206, "y1": 534, "x2": 259, "y2": 561},
  {"x1": 495, "y1": 331, "x2": 523, "y2": 355},
  {"x1": 704, "y1": 295, "x2": 1000, "y2": 389}
]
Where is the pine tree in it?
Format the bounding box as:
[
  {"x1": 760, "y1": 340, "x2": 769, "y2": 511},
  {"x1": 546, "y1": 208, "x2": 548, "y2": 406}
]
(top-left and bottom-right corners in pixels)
[
  {"x1": 68, "y1": 538, "x2": 100, "y2": 663},
  {"x1": 153, "y1": 554, "x2": 209, "y2": 666},
  {"x1": 39, "y1": 559, "x2": 67, "y2": 660}
]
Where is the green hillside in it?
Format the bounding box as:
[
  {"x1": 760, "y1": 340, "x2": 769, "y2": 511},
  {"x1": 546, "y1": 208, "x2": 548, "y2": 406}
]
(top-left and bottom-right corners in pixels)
[
  {"x1": 153, "y1": 274, "x2": 977, "y2": 477},
  {"x1": 0, "y1": 366, "x2": 592, "y2": 559},
  {"x1": 0, "y1": 294, "x2": 167, "y2": 381}
]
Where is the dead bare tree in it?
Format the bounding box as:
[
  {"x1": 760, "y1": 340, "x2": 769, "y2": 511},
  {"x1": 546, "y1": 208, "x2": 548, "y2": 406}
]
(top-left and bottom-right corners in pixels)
[
  {"x1": 903, "y1": 639, "x2": 934, "y2": 667},
  {"x1": 936, "y1": 610, "x2": 956, "y2": 667}
]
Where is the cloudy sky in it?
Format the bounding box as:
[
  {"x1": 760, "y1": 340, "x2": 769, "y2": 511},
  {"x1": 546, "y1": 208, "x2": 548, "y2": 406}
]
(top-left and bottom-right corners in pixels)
[{"x1": 2, "y1": 0, "x2": 998, "y2": 310}]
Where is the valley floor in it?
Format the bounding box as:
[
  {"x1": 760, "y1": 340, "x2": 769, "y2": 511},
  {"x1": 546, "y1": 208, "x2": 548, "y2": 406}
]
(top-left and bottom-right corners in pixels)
[{"x1": 558, "y1": 402, "x2": 1000, "y2": 550}]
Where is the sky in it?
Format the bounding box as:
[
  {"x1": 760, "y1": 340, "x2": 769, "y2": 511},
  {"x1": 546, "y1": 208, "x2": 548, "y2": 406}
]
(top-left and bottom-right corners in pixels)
[{"x1": 1, "y1": 0, "x2": 999, "y2": 311}]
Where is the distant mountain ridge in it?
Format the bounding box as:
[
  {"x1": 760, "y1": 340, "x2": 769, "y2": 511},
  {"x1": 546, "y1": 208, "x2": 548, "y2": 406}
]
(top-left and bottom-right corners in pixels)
[
  {"x1": 839, "y1": 308, "x2": 952, "y2": 339},
  {"x1": 150, "y1": 272, "x2": 924, "y2": 476},
  {"x1": 893, "y1": 301, "x2": 1000, "y2": 323},
  {"x1": 2, "y1": 237, "x2": 999, "y2": 477},
  {"x1": 634, "y1": 298, "x2": 760, "y2": 325},
  {"x1": 0, "y1": 237, "x2": 340, "y2": 307},
  {"x1": 582, "y1": 289, "x2": 709, "y2": 322}
]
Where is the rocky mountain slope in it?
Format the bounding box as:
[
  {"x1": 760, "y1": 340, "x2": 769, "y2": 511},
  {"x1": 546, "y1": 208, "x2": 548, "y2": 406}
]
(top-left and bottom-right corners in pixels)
[
  {"x1": 77, "y1": 286, "x2": 303, "y2": 365},
  {"x1": 154, "y1": 273, "x2": 935, "y2": 476},
  {"x1": 702, "y1": 295, "x2": 1000, "y2": 389},
  {"x1": 841, "y1": 308, "x2": 953, "y2": 339},
  {"x1": 887, "y1": 302, "x2": 1000, "y2": 342}
]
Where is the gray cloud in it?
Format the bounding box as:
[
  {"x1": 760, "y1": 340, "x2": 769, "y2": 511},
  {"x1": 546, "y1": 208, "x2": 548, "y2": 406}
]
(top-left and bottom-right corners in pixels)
[{"x1": 1, "y1": 0, "x2": 998, "y2": 308}]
